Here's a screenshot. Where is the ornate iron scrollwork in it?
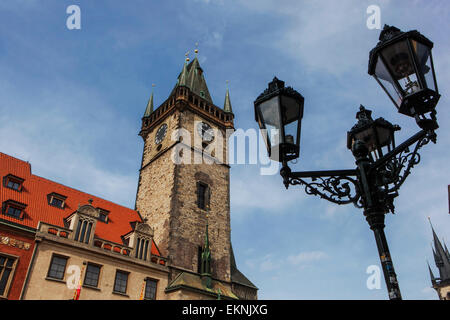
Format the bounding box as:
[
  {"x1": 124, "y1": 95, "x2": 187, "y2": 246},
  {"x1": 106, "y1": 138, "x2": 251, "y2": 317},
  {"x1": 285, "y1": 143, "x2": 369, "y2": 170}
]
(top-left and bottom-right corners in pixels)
[
  {"x1": 375, "y1": 131, "x2": 434, "y2": 195},
  {"x1": 281, "y1": 129, "x2": 435, "y2": 213},
  {"x1": 286, "y1": 174, "x2": 362, "y2": 207}
]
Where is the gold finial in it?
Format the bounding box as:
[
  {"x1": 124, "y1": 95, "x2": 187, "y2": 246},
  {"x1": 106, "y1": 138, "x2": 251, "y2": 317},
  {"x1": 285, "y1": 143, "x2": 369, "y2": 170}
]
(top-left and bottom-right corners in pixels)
[
  {"x1": 185, "y1": 51, "x2": 190, "y2": 62},
  {"x1": 194, "y1": 42, "x2": 199, "y2": 56}
]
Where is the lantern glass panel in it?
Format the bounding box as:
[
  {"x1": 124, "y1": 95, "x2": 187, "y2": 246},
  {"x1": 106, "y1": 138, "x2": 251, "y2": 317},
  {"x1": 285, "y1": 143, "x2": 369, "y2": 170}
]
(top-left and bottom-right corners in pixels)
[
  {"x1": 374, "y1": 56, "x2": 402, "y2": 107},
  {"x1": 353, "y1": 127, "x2": 376, "y2": 152},
  {"x1": 257, "y1": 96, "x2": 282, "y2": 153},
  {"x1": 280, "y1": 95, "x2": 301, "y2": 146},
  {"x1": 380, "y1": 39, "x2": 421, "y2": 96},
  {"x1": 375, "y1": 126, "x2": 392, "y2": 148},
  {"x1": 411, "y1": 40, "x2": 436, "y2": 92}
]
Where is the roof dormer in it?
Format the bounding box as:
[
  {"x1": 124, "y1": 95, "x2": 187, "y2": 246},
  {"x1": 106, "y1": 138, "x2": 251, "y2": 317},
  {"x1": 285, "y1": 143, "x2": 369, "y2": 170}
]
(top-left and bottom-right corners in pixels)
[
  {"x1": 123, "y1": 221, "x2": 154, "y2": 261},
  {"x1": 66, "y1": 200, "x2": 99, "y2": 245},
  {"x1": 3, "y1": 174, "x2": 25, "y2": 192}
]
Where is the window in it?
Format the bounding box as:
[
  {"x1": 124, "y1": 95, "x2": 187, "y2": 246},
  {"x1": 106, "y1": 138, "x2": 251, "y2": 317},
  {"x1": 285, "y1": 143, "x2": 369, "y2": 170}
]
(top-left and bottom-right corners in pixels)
[
  {"x1": 47, "y1": 255, "x2": 68, "y2": 280},
  {"x1": 135, "y1": 237, "x2": 150, "y2": 261},
  {"x1": 74, "y1": 219, "x2": 93, "y2": 244},
  {"x1": 113, "y1": 270, "x2": 128, "y2": 294},
  {"x1": 2, "y1": 200, "x2": 26, "y2": 220},
  {"x1": 97, "y1": 208, "x2": 109, "y2": 223},
  {"x1": 3, "y1": 174, "x2": 24, "y2": 192},
  {"x1": 144, "y1": 278, "x2": 157, "y2": 300},
  {"x1": 0, "y1": 254, "x2": 17, "y2": 298},
  {"x1": 47, "y1": 193, "x2": 67, "y2": 209},
  {"x1": 99, "y1": 212, "x2": 107, "y2": 222},
  {"x1": 83, "y1": 263, "x2": 101, "y2": 288},
  {"x1": 197, "y1": 182, "x2": 210, "y2": 210},
  {"x1": 7, "y1": 180, "x2": 21, "y2": 191},
  {"x1": 51, "y1": 197, "x2": 63, "y2": 208},
  {"x1": 7, "y1": 206, "x2": 22, "y2": 219}
]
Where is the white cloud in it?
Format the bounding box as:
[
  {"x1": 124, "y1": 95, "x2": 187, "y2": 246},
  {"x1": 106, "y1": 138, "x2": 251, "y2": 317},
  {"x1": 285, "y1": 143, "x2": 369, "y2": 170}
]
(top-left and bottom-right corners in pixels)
[
  {"x1": 245, "y1": 254, "x2": 280, "y2": 272},
  {"x1": 421, "y1": 286, "x2": 437, "y2": 300},
  {"x1": 237, "y1": 0, "x2": 370, "y2": 76},
  {"x1": 287, "y1": 251, "x2": 328, "y2": 266},
  {"x1": 260, "y1": 254, "x2": 279, "y2": 272},
  {"x1": 0, "y1": 112, "x2": 138, "y2": 208},
  {"x1": 0, "y1": 72, "x2": 139, "y2": 208},
  {"x1": 230, "y1": 165, "x2": 309, "y2": 215}
]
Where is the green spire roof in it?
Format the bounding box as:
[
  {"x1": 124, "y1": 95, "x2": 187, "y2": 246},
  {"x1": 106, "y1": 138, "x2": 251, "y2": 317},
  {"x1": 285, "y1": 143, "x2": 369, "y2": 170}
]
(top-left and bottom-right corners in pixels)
[
  {"x1": 201, "y1": 221, "x2": 211, "y2": 273},
  {"x1": 143, "y1": 89, "x2": 154, "y2": 117},
  {"x1": 223, "y1": 86, "x2": 233, "y2": 113},
  {"x1": 200, "y1": 220, "x2": 212, "y2": 288},
  {"x1": 176, "y1": 57, "x2": 213, "y2": 104},
  {"x1": 178, "y1": 59, "x2": 188, "y2": 87}
]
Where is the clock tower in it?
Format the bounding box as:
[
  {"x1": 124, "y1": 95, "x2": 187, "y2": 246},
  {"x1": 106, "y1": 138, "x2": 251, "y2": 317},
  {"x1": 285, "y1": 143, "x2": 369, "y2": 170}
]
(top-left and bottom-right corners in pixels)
[{"x1": 135, "y1": 55, "x2": 257, "y2": 299}]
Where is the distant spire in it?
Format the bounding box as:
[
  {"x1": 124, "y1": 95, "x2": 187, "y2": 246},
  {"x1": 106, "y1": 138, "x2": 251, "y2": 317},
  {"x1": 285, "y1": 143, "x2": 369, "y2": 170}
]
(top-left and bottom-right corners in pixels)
[
  {"x1": 428, "y1": 217, "x2": 450, "y2": 280},
  {"x1": 223, "y1": 80, "x2": 233, "y2": 113},
  {"x1": 178, "y1": 54, "x2": 189, "y2": 87},
  {"x1": 428, "y1": 261, "x2": 437, "y2": 285},
  {"x1": 143, "y1": 84, "x2": 155, "y2": 117},
  {"x1": 444, "y1": 242, "x2": 450, "y2": 261}
]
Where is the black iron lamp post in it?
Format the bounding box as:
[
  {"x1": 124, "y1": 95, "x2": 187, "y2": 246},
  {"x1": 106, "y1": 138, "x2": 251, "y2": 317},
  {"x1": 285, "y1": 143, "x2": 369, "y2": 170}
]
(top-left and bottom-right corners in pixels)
[{"x1": 254, "y1": 25, "x2": 440, "y2": 300}]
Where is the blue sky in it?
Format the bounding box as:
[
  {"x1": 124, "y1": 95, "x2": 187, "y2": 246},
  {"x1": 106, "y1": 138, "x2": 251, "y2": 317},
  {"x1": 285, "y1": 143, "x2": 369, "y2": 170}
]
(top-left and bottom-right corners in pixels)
[{"x1": 0, "y1": 0, "x2": 449, "y2": 299}]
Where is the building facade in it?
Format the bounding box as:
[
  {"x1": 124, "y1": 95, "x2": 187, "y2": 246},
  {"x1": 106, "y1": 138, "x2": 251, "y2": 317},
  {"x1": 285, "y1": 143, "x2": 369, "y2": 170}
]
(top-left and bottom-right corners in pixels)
[{"x1": 0, "y1": 56, "x2": 257, "y2": 300}]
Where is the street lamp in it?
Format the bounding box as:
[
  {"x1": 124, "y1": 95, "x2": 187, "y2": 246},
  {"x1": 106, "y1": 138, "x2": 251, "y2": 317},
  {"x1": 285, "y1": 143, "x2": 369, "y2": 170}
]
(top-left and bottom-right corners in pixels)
[
  {"x1": 254, "y1": 25, "x2": 439, "y2": 300},
  {"x1": 368, "y1": 25, "x2": 440, "y2": 130},
  {"x1": 254, "y1": 77, "x2": 304, "y2": 162},
  {"x1": 347, "y1": 106, "x2": 400, "y2": 162}
]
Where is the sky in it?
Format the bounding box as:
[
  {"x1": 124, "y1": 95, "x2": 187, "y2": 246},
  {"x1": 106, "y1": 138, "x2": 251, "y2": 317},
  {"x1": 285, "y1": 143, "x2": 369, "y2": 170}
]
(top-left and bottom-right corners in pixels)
[{"x1": 0, "y1": 0, "x2": 449, "y2": 299}]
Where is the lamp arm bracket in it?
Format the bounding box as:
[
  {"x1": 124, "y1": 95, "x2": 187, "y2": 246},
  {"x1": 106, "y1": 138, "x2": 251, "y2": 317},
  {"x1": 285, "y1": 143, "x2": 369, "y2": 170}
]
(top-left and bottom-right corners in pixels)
[
  {"x1": 376, "y1": 130, "x2": 434, "y2": 194},
  {"x1": 370, "y1": 129, "x2": 432, "y2": 171},
  {"x1": 281, "y1": 168, "x2": 362, "y2": 207}
]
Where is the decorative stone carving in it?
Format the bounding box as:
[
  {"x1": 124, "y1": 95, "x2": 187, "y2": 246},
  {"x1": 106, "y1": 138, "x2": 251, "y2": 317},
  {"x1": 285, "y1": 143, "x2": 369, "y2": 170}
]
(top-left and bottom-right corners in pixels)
[
  {"x1": 77, "y1": 204, "x2": 100, "y2": 220},
  {"x1": 135, "y1": 222, "x2": 154, "y2": 237}
]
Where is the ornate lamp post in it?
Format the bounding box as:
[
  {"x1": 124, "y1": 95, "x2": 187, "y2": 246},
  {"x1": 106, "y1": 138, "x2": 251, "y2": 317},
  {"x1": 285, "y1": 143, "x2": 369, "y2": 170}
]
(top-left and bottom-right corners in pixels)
[{"x1": 254, "y1": 25, "x2": 440, "y2": 300}]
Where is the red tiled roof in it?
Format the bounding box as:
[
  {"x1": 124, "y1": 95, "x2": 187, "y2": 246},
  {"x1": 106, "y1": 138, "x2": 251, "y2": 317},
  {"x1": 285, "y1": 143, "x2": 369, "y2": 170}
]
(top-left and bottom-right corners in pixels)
[{"x1": 0, "y1": 152, "x2": 162, "y2": 257}]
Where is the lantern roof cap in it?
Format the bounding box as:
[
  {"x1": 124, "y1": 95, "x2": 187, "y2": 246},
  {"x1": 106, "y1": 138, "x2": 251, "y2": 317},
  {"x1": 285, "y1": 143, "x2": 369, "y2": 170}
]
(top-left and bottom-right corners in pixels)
[
  {"x1": 255, "y1": 77, "x2": 304, "y2": 102},
  {"x1": 254, "y1": 77, "x2": 304, "y2": 122},
  {"x1": 350, "y1": 105, "x2": 397, "y2": 132},
  {"x1": 347, "y1": 105, "x2": 400, "y2": 149},
  {"x1": 368, "y1": 25, "x2": 434, "y2": 75}
]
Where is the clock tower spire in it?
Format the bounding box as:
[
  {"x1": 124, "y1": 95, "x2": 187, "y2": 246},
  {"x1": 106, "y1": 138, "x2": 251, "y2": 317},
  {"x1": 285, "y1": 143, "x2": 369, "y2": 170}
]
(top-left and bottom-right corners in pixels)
[{"x1": 135, "y1": 53, "x2": 256, "y2": 299}]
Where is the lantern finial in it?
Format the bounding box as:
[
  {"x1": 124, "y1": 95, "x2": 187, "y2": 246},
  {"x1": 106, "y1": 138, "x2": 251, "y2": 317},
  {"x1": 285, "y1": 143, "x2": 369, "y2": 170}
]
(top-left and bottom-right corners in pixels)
[{"x1": 378, "y1": 25, "x2": 402, "y2": 42}]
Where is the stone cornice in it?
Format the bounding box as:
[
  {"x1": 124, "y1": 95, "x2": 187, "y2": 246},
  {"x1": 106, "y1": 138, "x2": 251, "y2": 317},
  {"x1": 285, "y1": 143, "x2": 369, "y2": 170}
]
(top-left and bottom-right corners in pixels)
[
  {"x1": 36, "y1": 230, "x2": 169, "y2": 274},
  {"x1": 139, "y1": 86, "x2": 234, "y2": 140}
]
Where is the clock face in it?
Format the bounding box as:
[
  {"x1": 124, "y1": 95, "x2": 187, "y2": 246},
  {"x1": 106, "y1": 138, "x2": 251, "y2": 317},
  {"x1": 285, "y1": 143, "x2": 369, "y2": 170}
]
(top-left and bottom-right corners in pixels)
[
  {"x1": 155, "y1": 123, "x2": 168, "y2": 145},
  {"x1": 197, "y1": 122, "x2": 214, "y2": 142}
]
